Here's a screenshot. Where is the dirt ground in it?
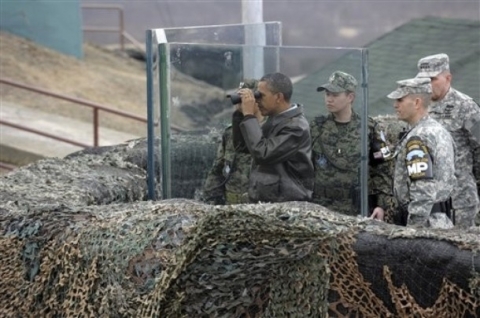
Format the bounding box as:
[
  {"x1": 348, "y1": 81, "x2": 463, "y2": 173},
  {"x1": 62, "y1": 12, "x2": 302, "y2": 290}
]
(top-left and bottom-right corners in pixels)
[{"x1": 0, "y1": 31, "x2": 148, "y2": 136}]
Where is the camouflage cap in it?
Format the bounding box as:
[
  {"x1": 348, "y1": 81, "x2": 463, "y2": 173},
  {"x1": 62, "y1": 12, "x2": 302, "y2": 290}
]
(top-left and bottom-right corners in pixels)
[
  {"x1": 238, "y1": 79, "x2": 258, "y2": 90},
  {"x1": 317, "y1": 71, "x2": 357, "y2": 93},
  {"x1": 387, "y1": 77, "x2": 432, "y2": 99},
  {"x1": 416, "y1": 53, "x2": 450, "y2": 78}
]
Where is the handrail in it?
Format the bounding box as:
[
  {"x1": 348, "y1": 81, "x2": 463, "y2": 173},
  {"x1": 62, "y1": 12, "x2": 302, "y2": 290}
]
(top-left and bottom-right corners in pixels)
[
  {"x1": 0, "y1": 119, "x2": 91, "y2": 148},
  {"x1": 0, "y1": 78, "x2": 184, "y2": 150},
  {"x1": 0, "y1": 78, "x2": 148, "y2": 122},
  {"x1": 0, "y1": 77, "x2": 148, "y2": 147},
  {"x1": 0, "y1": 161, "x2": 17, "y2": 171},
  {"x1": 82, "y1": 5, "x2": 145, "y2": 53}
]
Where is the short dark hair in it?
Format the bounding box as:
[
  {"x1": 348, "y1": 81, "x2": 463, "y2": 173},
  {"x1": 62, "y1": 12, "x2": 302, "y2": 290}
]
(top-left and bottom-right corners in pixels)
[
  {"x1": 411, "y1": 93, "x2": 431, "y2": 108},
  {"x1": 260, "y1": 72, "x2": 293, "y2": 102}
]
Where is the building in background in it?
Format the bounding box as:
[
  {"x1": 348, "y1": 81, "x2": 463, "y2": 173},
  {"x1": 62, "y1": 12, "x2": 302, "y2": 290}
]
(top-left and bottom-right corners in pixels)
[
  {"x1": 0, "y1": 0, "x2": 83, "y2": 58},
  {"x1": 294, "y1": 17, "x2": 480, "y2": 118}
]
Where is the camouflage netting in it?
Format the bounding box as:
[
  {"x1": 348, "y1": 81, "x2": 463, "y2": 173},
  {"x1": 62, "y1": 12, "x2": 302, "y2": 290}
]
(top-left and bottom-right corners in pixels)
[
  {"x1": 0, "y1": 200, "x2": 479, "y2": 317},
  {"x1": 65, "y1": 131, "x2": 219, "y2": 200},
  {"x1": 0, "y1": 152, "x2": 147, "y2": 215},
  {"x1": 0, "y1": 115, "x2": 479, "y2": 317}
]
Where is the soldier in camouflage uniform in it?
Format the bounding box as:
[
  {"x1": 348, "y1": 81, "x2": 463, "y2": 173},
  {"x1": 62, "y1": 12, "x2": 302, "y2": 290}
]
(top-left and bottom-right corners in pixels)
[
  {"x1": 416, "y1": 53, "x2": 480, "y2": 228},
  {"x1": 311, "y1": 71, "x2": 397, "y2": 220},
  {"x1": 202, "y1": 79, "x2": 263, "y2": 204},
  {"x1": 386, "y1": 77, "x2": 456, "y2": 229}
]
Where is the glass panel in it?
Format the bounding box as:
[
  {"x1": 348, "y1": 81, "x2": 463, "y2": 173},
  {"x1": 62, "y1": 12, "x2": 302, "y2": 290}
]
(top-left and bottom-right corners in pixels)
[
  {"x1": 155, "y1": 22, "x2": 282, "y2": 46},
  {"x1": 145, "y1": 22, "x2": 282, "y2": 200},
  {"x1": 158, "y1": 42, "x2": 370, "y2": 217}
]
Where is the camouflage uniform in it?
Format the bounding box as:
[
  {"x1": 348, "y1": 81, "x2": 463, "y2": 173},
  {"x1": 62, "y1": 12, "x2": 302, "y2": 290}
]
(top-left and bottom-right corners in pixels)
[
  {"x1": 388, "y1": 77, "x2": 456, "y2": 229},
  {"x1": 202, "y1": 123, "x2": 252, "y2": 204},
  {"x1": 416, "y1": 53, "x2": 480, "y2": 228},
  {"x1": 202, "y1": 80, "x2": 258, "y2": 205},
  {"x1": 473, "y1": 128, "x2": 480, "y2": 226},
  {"x1": 311, "y1": 71, "x2": 397, "y2": 219}
]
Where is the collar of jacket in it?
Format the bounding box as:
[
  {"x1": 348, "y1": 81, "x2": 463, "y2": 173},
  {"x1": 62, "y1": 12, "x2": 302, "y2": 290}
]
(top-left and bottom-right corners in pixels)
[
  {"x1": 269, "y1": 104, "x2": 304, "y2": 125},
  {"x1": 326, "y1": 110, "x2": 360, "y2": 123}
]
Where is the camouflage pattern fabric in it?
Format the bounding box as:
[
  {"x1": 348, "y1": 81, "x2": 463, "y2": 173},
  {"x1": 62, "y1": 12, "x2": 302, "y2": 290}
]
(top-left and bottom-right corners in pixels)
[
  {"x1": 393, "y1": 116, "x2": 456, "y2": 228},
  {"x1": 415, "y1": 54, "x2": 480, "y2": 228},
  {"x1": 310, "y1": 112, "x2": 396, "y2": 220},
  {"x1": 387, "y1": 77, "x2": 432, "y2": 99},
  {"x1": 1, "y1": 198, "x2": 479, "y2": 317},
  {"x1": 374, "y1": 115, "x2": 410, "y2": 224},
  {"x1": 416, "y1": 53, "x2": 450, "y2": 78},
  {"x1": 476, "y1": 206, "x2": 480, "y2": 226},
  {"x1": 202, "y1": 79, "x2": 259, "y2": 205},
  {"x1": 316, "y1": 70, "x2": 358, "y2": 93},
  {"x1": 202, "y1": 126, "x2": 252, "y2": 204},
  {"x1": 370, "y1": 160, "x2": 398, "y2": 224},
  {"x1": 0, "y1": 129, "x2": 479, "y2": 317},
  {"x1": 474, "y1": 146, "x2": 480, "y2": 224},
  {"x1": 426, "y1": 88, "x2": 480, "y2": 228}
]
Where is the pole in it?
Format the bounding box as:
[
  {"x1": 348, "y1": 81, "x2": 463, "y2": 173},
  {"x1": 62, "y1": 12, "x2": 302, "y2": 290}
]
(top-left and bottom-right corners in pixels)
[
  {"x1": 360, "y1": 49, "x2": 369, "y2": 217},
  {"x1": 242, "y1": 0, "x2": 263, "y2": 24},
  {"x1": 242, "y1": 0, "x2": 265, "y2": 79},
  {"x1": 146, "y1": 30, "x2": 157, "y2": 200}
]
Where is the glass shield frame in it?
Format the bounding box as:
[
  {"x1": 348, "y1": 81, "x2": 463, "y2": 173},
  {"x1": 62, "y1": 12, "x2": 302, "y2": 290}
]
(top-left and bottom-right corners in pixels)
[
  {"x1": 146, "y1": 22, "x2": 282, "y2": 200},
  {"x1": 154, "y1": 41, "x2": 370, "y2": 217}
]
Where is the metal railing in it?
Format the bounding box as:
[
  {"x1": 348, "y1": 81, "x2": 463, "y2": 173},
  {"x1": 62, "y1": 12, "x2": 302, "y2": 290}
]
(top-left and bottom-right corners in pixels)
[
  {"x1": 82, "y1": 4, "x2": 145, "y2": 53},
  {"x1": 0, "y1": 78, "x2": 183, "y2": 147},
  {"x1": 0, "y1": 78, "x2": 151, "y2": 148},
  {"x1": 0, "y1": 161, "x2": 17, "y2": 171}
]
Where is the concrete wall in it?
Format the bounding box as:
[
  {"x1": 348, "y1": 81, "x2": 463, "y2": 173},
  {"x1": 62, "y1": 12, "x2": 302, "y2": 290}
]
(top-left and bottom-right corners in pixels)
[{"x1": 0, "y1": 0, "x2": 83, "y2": 58}]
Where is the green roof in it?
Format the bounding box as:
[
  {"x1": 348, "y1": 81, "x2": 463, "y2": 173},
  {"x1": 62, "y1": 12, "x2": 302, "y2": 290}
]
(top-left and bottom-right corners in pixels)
[{"x1": 293, "y1": 16, "x2": 480, "y2": 119}]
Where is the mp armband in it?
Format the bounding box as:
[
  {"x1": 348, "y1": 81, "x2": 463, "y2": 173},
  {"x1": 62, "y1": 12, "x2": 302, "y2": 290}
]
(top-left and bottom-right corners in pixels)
[{"x1": 405, "y1": 136, "x2": 433, "y2": 180}]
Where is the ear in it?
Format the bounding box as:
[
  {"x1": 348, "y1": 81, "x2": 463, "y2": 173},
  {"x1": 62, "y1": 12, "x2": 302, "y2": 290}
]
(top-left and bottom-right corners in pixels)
[
  {"x1": 414, "y1": 96, "x2": 423, "y2": 109},
  {"x1": 445, "y1": 73, "x2": 452, "y2": 83},
  {"x1": 276, "y1": 92, "x2": 284, "y2": 103},
  {"x1": 347, "y1": 92, "x2": 355, "y2": 103}
]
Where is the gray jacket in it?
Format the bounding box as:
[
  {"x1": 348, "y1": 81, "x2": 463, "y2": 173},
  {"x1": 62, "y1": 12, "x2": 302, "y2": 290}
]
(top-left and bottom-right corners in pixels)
[{"x1": 240, "y1": 105, "x2": 314, "y2": 203}]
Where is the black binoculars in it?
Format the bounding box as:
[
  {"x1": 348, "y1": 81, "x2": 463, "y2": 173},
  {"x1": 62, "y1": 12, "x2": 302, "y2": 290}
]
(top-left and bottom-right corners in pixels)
[{"x1": 226, "y1": 91, "x2": 262, "y2": 105}]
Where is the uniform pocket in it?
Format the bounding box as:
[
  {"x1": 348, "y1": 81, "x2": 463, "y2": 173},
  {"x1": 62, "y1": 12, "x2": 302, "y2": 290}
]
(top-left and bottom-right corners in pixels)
[{"x1": 253, "y1": 173, "x2": 280, "y2": 202}]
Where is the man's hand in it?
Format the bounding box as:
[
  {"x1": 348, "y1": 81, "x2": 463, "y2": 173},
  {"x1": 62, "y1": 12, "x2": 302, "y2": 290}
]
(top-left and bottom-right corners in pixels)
[
  {"x1": 238, "y1": 88, "x2": 257, "y2": 116},
  {"x1": 370, "y1": 206, "x2": 385, "y2": 221}
]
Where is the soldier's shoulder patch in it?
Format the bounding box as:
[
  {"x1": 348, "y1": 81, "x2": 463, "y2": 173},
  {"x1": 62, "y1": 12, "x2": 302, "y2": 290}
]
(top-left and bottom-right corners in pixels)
[{"x1": 405, "y1": 136, "x2": 433, "y2": 181}]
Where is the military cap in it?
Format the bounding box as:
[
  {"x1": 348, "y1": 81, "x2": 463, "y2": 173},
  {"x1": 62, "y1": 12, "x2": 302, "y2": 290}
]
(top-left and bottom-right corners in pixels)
[
  {"x1": 416, "y1": 53, "x2": 450, "y2": 78},
  {"x1": 387, "y1": 77, "x2": 432, "y2": 99},
  {"x1": 317, "y1": 71, "x2": 357, "y2": 93}
]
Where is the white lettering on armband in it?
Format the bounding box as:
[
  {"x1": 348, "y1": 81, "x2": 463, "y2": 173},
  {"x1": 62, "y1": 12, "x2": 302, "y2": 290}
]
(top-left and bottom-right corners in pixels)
[{"x1": 405, "y1": 137, "x2": 433, "y2": 180}]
